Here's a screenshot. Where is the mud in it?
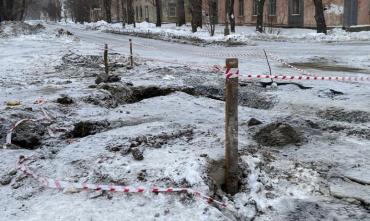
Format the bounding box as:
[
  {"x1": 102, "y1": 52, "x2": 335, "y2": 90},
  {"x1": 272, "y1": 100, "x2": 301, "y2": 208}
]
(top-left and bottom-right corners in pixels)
[
  {"x1": 70, "y1": 120, "x2": 110, "y2": 138},
  {"x1": 56, "y1": 95, "x2": 74, "y2": 105},
  {"x1": 11, "y1": 121, "x2": 46, "y2": 149},
  {"x1": 254, "y1": 122, "x2": 303, "y2": 147},
  {"x1": 317, "y1": 108, "x2": 370, "y2": 123}
]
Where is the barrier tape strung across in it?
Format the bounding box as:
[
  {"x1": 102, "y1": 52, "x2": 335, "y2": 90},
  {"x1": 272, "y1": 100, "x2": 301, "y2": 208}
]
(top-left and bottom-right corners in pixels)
[
  {"x1": 16, "y1": 156, "x2": 230, "y2": 210},
  {"x1": 225, "y1": 68, "x2": 239, "y2": 79},
  {"x1": 265, "y1": 52, "x2": 313, "y2": 76},
  {"x1": 234, "y1": 73, "x2": 370, "y2": 82},
  {"x1": 3, "y1": 98, "x2": 53, "y2": 149}
]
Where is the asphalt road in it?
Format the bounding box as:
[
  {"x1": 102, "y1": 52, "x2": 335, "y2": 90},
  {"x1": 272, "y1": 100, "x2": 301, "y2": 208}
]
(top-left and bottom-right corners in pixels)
[{"x1": 48, "y1": 23, "x2": 370, "y2": 75}]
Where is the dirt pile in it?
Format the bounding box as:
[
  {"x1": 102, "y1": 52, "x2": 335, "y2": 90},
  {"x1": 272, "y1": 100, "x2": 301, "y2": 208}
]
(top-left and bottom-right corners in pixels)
[
  {"x1": 56, "y1": 28, "x2": 73, "y2": 37},
  {"x1": 254, "y1": 122, "x2": 303, "y2": 147},
  {"x1": 70, "y1": 120, "x2": 110, "y2": 138},
  {"x1": 11, "y1": 121, "x2": 46, "y2": 149},
  {"x1": 318, "y1": 108, "x2": 370, "y2": 123},
  {"x1": 61, "y1": 52, "x2": 129, "y2": 70},
  {"x1": 56, "y1": 95, "x2": 74, "y2": 105},
  {"x1": 0, "y1": 22, "x2": 44, "y2": 38}
]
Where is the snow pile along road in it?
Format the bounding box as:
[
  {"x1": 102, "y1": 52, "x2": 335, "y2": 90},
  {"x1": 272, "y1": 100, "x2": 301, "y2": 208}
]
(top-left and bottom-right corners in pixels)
[{"x1": 62, "y1": 20, "x2": 370, "y2": 44}]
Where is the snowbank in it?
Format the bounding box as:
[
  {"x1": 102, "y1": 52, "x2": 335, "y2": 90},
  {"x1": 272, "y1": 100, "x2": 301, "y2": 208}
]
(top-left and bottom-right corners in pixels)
[{"x1": 61, "y1": 20, "x2": 370, "y2": 43}]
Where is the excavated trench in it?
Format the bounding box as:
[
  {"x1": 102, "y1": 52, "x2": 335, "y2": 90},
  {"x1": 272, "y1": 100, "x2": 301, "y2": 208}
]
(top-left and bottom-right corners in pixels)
[{"x1": 87, "y1": 83, "x2": 277, "y2": 110}]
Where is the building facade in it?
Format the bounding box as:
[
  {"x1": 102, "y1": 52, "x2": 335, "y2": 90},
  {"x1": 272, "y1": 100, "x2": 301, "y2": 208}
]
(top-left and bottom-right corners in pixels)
[
  {"x1": 104, "y1": 0, "x2": 370, "y2": 27},
  {"x1": 132, "y1": 0, "x2": 192, "y2": 23},
  {"x1": 218, "y1": 0, "x2": 370, "y2": 27}
]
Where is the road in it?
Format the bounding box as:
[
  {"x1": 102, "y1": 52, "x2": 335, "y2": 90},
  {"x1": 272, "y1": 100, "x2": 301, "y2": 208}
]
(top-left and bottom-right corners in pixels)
[{"x1": 49, "y1": 23, "x2": 370, "y2": 75}]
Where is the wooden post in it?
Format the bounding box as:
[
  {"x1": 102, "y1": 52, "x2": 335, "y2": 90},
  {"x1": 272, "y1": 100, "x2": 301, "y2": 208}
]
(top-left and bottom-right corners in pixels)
[
  {"x1": 129, "y1": 39, "x2": 133, "y2": 68},
  {"x1": 225, "y1": 58, "x2": 239, "y2": 195},
  {"x1": 104, "y1": 43, "x2": 109, "y2": 75}
]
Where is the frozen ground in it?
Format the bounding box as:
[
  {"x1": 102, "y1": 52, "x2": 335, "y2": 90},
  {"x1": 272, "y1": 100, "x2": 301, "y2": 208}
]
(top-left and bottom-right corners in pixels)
[{"x1": 1, "y1": 22, "x2": 370, "y2": 221}]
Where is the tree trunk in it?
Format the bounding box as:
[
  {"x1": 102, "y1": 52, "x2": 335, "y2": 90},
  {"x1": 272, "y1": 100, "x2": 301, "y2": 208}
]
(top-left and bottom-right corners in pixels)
[
  {"x1": 190, "y1": 0, "x2": 202, "y2": 33},
  {"x1": 4, "y1": 0, "x2": 15, "y2": 20},
  {"x1": 224, "y1": 0, "x2": 230, "y2": 35},
  {"x1": 0, "y1": 0, "x2": 4, "y2": 22},
  {"x1": 155, "y1": 0, "x2": 161, "y2": 27},
  {"x1": 209, "y1": 0, "x2": 217, "y2": 36},
  {"x1": 127, "y1": 0, "x2": 135, "y2": 25},
  {"x1": 120, "y1": 0, "x2": 126, "y2": 27},
  {"x1": 116, "y1": 0, "x2": 120, "y2": 22},
  {"x1": 103, "y1": 0, "x2": 112, "y2": 23},
  {"x1": 228, "y1": 0, "x2": 235, "y2": 32},
  {"x1": 313, "y1": 0, "x2": 327, "y2": 34},
  {"x1": 256, "y1": 0, "x2": 265, "y2": 33},
  {"x1": 176, "y1": 0, "x2": 185, "y2": 26}
]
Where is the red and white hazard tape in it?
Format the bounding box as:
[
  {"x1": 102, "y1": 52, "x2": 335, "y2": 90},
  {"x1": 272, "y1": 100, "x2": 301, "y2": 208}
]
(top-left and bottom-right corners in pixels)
[
  {"x1": 240, "y1": 74, "x2": 370, "y2": 82},
  {"x1": 16, "y1": 156, "x2": 230, "y2": 209},
  {"x1": 266, "y1": 52, "x2": 313, "y2": 76},
  {"x1": 225, "y1": 68, "x2": 239, "y2": 79},
  {"x1": 3, "y1": 98, "x2": 53, "y2": 149}
]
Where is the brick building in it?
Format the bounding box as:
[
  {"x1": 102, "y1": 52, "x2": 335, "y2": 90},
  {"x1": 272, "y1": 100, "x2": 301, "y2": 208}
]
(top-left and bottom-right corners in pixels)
[
  {"x1": 218, "y1": 0, "x2": 370, "y2": 27},
  {"x1": 105, "y1": 0, "x2": 370, "y2": 28},
  {"x1": 123, "y1": 0, "x2": 192, "y2": 23}
]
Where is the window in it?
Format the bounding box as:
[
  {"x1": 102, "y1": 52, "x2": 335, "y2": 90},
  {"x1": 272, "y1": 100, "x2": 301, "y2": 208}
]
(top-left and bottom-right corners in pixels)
[
  {"x1": 136, "y1": 6, "x2": 139, "y2": 19},
  {"x1": 253, "y1": 0, "x2": 258, "y2": 16},
  {"x1": 140, "y1": 6, "x2": 143, "y2": 18},
  {"x1": 168, "y1": 3, "x2": 176, "y2": 17},
  {"x1": 368, "y1": 0, "x2": 370, "y2": 14},
  {"x1": 239, "y1": 0, "x2": 244, "y2": 16},
  {"x1": 292, "y1": 0, "x2": 300, "y2": 15},
  {"x1": 269, "y1": 0, "x2": 276, "y2": 16}
]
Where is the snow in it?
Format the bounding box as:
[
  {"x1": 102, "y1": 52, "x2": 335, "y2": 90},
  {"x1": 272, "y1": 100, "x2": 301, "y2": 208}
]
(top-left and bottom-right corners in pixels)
[
  {"x1": 58, "y1": 20, "x2": 370, "y2": 43},
  {"x1": 325, "y1": 4, "x2": 344, "y2": 16},
  {"x1": 1, "y1": 21, "x2": 370, "y2": 220}
]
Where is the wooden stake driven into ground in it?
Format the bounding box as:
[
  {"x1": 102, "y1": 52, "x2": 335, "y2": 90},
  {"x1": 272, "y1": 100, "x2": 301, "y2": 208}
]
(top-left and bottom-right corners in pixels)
[
  {"x1": 225, "y1": 58, "x2": 239, "y2": 195},
  {"x1": 104, "y1": 43, "x2": 109, "y2": 75},
  {"x1": 129, "y1": 39, "x2": 133, "y2": 67}
]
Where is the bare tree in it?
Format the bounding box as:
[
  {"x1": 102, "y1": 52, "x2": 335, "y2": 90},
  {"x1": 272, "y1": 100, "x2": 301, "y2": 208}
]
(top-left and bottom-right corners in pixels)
[
  {"x1": 203, "y1": 0, "x2": 218, "y2": 36},
  {"x1": 224, "y1": 0, "x2": 230, "y2": 35},
  {"x1": 176, "y1": 0, "x2": 185, "y2": 26},
  {"x1": 46, "y1": 0, "x2": 62, "y2": 21},
  {"x1": 0, "y1": 0, "x2": 3, "y2": 22},
  {"x1": 189, "y1": 0, "x2": 202, "y2": 33},
  {"x1": 228, "y1": 0, "x2": 235, "y2": 33},
  {"x1": 155, "y1": 0, "x2": 161, "y2": 27},
  {"x1": 103, "y1": 0, "x2": 112, "y2": 23},
  {"x1": 115, "y1": 0, "x2": 120, "y2": 21},
  {"x1": 313, "y1": 0, "x2": 327, "y2": 34},
  {"x1": 65, "y1": 0, "x2": 97, "y2": 23},
  {"x1": 120, "y1": 0, "x2": 127, "y2": 27},
  {"x1": 0, "y1": 0, "x2": 29, "y2": 21},
  {"x1": 256, "y1": 0, "x2": 266, "y2": 33}
]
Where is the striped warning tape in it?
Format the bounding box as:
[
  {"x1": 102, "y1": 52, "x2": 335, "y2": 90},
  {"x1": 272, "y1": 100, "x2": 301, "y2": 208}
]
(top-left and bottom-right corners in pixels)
[
  {"x1": 16, "y1": 156, "x2": 230, "y2": 210},
  {"x1": 238, "y1": 74, "x2": 370, "y2": 82},
  {"x1": 225, "y1": 68, "x2": 239, "y2": 79},
  {"x1": 266, "y1": 52, "x2": 313, "y2": 76},
  {"x1": 196, "y1": 51, "x2": 264, "y2": 59},
  {"x1": 3, "y1": 98, "x2": 53, "y2": 149}
]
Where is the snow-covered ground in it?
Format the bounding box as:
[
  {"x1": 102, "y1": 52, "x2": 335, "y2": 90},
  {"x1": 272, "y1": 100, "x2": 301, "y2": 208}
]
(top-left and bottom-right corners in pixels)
[
  {"x1": 1, "y1": 22, "x2": 370, "y2": 221},
  {"x1": 60, "y1": 20, "x2": 370, "y2": 43}
]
